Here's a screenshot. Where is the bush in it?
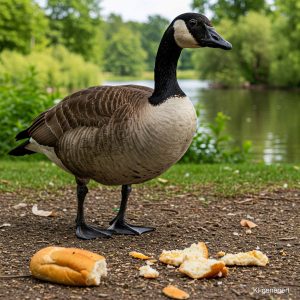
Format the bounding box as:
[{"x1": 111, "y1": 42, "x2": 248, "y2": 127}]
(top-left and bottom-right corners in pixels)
[
  {"x1": 182, "y1": 112, "x2": 252, "y2": 163},
  {"x1": 0, "y1": 46, "x2": 101, "y2": 92},
  {"x1": 0, "y1": 69, "x2": 56, "y2": 156}
]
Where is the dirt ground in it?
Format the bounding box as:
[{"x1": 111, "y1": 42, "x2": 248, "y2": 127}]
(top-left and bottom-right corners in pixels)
[{"x1": 0, "y1": 186, "x2": 299, "y2": 300}]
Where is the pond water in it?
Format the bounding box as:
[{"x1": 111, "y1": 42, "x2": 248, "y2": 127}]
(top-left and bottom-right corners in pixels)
[{"x1": 105, "y1": 80, "x2": 300, "y2": 163}]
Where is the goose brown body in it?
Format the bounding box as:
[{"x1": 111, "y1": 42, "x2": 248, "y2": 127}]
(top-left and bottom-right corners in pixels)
[{"x1": 27, "y1": 85, "x2": 197, "y2": 185}]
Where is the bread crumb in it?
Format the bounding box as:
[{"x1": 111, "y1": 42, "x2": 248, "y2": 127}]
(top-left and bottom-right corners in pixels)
[
  {"x1": 216, "y1": 251, "x2": 226, "y2": 257},
  {"x1": 139, "y1": 265, "x2": 159, "y2": 279},
  {"x1": 240, "y1": 219, "x2": 257, "y2": 228},
  {"x1": 129, "y1": 251, "x2": 150, "y2": 260},
  {"x1": 162, "y1": 285, "x2": 189, "y2": 299}
]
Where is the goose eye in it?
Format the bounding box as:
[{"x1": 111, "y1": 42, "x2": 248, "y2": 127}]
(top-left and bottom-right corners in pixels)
[{"x1": 189, "y1": 19, "x2": 197, "y2": 27}]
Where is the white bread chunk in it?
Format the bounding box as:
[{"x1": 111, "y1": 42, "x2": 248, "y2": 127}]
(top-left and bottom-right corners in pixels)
[
  {"x1": 221, "y1": 250, "x2": 269, "y2": 266},
  {"x1": 159, "y1": 242, "x2": 208, "y2": 266},
  {"x1": 30, "y1": 246, "x2": 107, "y2": 286},
  {"x1": 179, "y1": 257, "x2": 226, "y2": 279},
  {"x1": 139, "y1": 265, "x2": 159, "y2": 279}
]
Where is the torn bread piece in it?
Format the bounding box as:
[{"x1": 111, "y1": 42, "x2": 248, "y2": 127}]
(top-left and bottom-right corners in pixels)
[
  {"x1": 179, "y1": 257, "x2": 226, "y2": 279},
  {"x1": 159, "y1": 242, "x2": 208, "y2": 266},
  {"x1": 139, "y1": 265, "x2": 159, "y2": 279},
  {"x1": 129, "y1": 251, "x2": 150, "y2": 260},
  {"x1": 221, "y1": 250, "x2": 269, "y2": 266},
  {"x1": 162, "y1": 285, "x2": 190, "y2": 299},
  {"x1": 30, "y1": 246, "x2": 107, "y2": 286}
]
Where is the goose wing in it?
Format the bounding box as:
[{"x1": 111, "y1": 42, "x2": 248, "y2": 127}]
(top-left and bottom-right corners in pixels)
[{"x1": 21, "y1": 85, "x2": 153, "y2": 147}]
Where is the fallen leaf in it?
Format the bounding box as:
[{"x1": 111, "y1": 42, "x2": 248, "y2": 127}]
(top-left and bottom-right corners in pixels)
[
  {"x1": 240, "y1": 219, "x2": 257, "y2": 228},
  {"x1": 32, "y1": 204, "x2": 54, "y2": 217},
  {"x1": 13, "y1": 203, "x2": 27, "y2": 209},
  {"x1": 162, "y1": 285, "x2": 189, "y2": 300},
  {"x1": 0, "y1": 179, "x2": 10, "y2": 185},
  {"x1": 157, "y1": 178, "x2": 168, "y2": 184}
]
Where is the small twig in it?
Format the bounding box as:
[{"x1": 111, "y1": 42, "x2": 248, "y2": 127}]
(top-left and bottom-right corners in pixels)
[
  {"x1": 232, "y1": 289, "x2": 241, "y2": 296},
  {"x1": 0, "y1": 274, "x2": 31, "y2": 279},
  {"x1": 279, "y1": 237, "x2": 297, "y2": 241},
  {"x1": 259, "y1": 196, "x2": 295, "y2": 202},
  {"x1": 199, "y1": 226, "x2": 209, "y2": 232},
  {"x1": 161, "y1": 208, "x2": 179, "y2": 214},
  {"x1": 237, "y1": 198, "x2": 256, "y2": 204}
]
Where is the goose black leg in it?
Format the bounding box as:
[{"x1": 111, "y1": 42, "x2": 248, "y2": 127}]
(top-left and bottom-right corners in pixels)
[
  {"x1": 108, "y1": 184, "x2": 155, "y2": 235},
  {"x1": 75, "y1": 180, "x2": 112, "y2": 240}
]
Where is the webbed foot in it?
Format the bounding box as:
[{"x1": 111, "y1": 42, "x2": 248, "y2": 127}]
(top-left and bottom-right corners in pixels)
[
  {"x1": 76, "y1": 223, "x2": 112, "y2": 240},
  {"x1": 108, "y1": 218, "x2": 155, "y2": 235}
]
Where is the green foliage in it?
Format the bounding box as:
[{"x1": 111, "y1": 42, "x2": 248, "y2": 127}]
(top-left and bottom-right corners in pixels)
[
  {"x1": 193, "y1": 12, "x2": 274, "y2": 87},
  {"x1": 182, "y1": 112, "x2": 252, "y2": 163},
  {"x1": 0, "y1": 69, "x2": 56, "y2": 156},
  {"x1": 46, "y1": 0, "x2": 105, "y2": 65},
  {"x1": 0, "y1": 46, "x2": 101, "y2": 91},
  {"x1": 140, "y1": 15, "x2": 169, "y2": 70},
  {"x1": 192, "y1": 0, "x2": 268, "y2": 22},
  {"x1": 0, "y1": 0, "x2": 48, "y2": 53},
  {"x1": 269, "y1": 0, "x2": 300, "y2": 87},
  {"x1": 104, "y1": 27, "x2": 147, "y2": 76},
  {"x1": 192, "y1": 1, "x2": 300, "y2": 88}
]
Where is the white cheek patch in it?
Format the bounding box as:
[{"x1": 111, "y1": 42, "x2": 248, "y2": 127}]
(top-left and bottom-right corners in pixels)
[{"x1": 173, "y1": 20, "x2": 200, "y2": 48}]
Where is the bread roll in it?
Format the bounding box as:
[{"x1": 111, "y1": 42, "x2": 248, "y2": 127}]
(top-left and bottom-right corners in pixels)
[{"x1": 30, "y1": 246, "x2": 107, "y2": 286}]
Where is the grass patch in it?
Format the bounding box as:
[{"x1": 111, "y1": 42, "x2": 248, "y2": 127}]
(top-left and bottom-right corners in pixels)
[{"x1": 0, "y1": 160, "x2": 299, "y2": 196}]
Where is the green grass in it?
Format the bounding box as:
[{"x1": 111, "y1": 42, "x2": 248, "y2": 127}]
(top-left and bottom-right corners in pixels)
[
  {"x1": 0, "y1": 160, "x2": 299, "y2": 196},
  {"x1": 103, "y1": 70, "x2": 198, "y2": 82}
]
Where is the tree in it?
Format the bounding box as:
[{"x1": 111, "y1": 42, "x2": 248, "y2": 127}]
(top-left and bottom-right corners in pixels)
[
  {"x1": 104, "y1": 27, "x2": 146, "y2": 76},
  {"x1": 193, "y1": 12, "x2": 273, "y2": 86},
  {"x1": 0, "y1": 0, "x2": 48, "y2": 53},
  {"x1": 192, "y1": 0, "x2": 268, "y2": 22},
  {"x1": 46, "y1": 0, "x2": 105, "y2": 65},
  {"x1": 270, "y1": 0, "x2": 300, "y2": 87},
  {"x1": 140, "y1": 15, "x2": 169, "y2": 70}
]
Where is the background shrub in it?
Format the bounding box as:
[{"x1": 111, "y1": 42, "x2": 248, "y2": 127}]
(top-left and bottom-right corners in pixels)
[{"x1": 0, "y1": 69, "x2": 56, "y2": 156}]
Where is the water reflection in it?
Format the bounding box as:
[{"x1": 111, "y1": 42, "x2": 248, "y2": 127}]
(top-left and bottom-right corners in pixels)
[
  {"x1": 198, "y1": 88, "x2": 300, "y2": 163},
  {"x1": 105, "y1": 80, "x2": 300, "y2": 163}
]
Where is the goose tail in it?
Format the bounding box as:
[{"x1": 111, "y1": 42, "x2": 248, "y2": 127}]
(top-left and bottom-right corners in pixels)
[{"x1": 8, "y1": 140, "x2": 36, "y2": 156}]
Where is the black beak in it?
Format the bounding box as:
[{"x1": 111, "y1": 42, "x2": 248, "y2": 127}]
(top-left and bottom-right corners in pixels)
[{"x1": 200, "y1": 24, "x2": 232, "y2": 50}]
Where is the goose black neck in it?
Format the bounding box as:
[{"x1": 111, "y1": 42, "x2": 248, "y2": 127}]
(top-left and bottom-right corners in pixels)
[{"x1": 149, "y1": 26, "x2": 185, "y2": 106}]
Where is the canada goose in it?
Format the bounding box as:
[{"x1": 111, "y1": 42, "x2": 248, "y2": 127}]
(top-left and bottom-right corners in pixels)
[{"x1": 9, "y1": 13, "x2": 232, "y2": 240}]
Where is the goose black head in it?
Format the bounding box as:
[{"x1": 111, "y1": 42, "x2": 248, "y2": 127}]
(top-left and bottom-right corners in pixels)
[{"x1": 172, "y1": 12, "x2": 232, "y2": 50}]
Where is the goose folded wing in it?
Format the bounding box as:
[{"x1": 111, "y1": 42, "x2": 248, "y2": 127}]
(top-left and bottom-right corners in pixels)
[{"x1": 22, "y1": 85, "x2": 153, "y2": 147}]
